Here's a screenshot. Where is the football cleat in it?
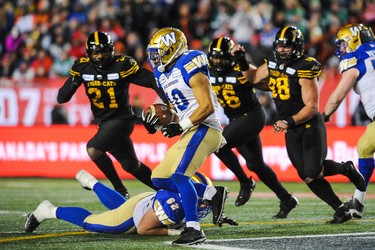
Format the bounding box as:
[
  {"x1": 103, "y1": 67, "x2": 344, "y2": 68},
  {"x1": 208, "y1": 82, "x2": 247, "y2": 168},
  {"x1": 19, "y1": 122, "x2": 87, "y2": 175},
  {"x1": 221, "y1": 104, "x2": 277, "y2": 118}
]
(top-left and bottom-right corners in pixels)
[
  {"x1": 345, "y1": 197, "x2": 364, "y2": 219},
  {"x1": 235, "y1": 177, "x2": 256, "y2": 207},
  {"x1": 273, "y1": 195, "x2": 298, "y2": 219},
  {"x1": 343, "y1": 161, "x2": 366, "y2": 191},
  {"x1": 211, "y1": 186, "x2": 229, "y2": 225},
  {"x1": 327, "y1": 203, "x2": 352, "y2": 224},
  {"x1": 25, "y1": 200, "x2": 54, "y2": 232},
  {"x1": 172, "y1": 227, "x2": 206, "y2": 245},
  {"x1": 75, "y1": 169, "x2": 98, "y2": 190}
]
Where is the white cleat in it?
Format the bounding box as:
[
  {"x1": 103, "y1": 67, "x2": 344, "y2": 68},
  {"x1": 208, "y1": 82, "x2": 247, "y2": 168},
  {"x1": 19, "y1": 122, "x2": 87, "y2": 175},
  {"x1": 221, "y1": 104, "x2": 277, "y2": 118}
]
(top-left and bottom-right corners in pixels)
[
  {"x1": 25, "y1": 200, "x2": 55, "y2": 232},
  {"x1": 75, "y1": 169, "x2": 98, "y2": 190}
]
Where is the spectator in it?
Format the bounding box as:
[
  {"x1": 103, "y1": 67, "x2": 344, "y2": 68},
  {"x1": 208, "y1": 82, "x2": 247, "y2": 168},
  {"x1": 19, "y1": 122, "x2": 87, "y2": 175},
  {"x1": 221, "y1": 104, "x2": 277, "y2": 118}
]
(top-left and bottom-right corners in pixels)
[{"x1": 31, "y1": 49, "x2": 53, "y2": 78}]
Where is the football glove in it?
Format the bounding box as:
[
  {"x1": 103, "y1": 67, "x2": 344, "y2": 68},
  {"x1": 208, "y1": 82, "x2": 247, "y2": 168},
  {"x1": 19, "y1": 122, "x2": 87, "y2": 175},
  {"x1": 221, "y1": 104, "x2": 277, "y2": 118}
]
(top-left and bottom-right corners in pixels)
[
  {"x1": 142, "y1": 112, "x2": 159, "y2": 134},
  {"x1": 162, "y1": 123, "x2": 183, "y2": 138},
  {"x1": 233, "y1": 50, "x2": 249, "y2": 71}
]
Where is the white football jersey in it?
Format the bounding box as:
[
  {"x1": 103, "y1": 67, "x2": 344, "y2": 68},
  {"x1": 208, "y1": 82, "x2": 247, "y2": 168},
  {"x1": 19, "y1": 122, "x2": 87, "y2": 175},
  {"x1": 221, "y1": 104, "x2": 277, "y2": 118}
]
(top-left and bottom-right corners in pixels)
[
  {"x1": 153, "y1": 50, "x2": 222, "y2": 132},
  {"x1": 340, "y1": 42, "x2": 375, "y2": 120}
]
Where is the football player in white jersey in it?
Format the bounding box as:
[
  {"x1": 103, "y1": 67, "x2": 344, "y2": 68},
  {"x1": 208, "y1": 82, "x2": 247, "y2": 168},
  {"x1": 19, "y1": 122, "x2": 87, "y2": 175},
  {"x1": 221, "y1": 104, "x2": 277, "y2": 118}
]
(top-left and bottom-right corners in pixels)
[
  {"x1": 25, "y1": 170, "x2": 226, "y2": 236},
  {"x1": 323, "y1": 23, "x2": 375, "y2": 218},
  {"x1": 143, "y1": 27, "x2": 229, "y2": 245}
]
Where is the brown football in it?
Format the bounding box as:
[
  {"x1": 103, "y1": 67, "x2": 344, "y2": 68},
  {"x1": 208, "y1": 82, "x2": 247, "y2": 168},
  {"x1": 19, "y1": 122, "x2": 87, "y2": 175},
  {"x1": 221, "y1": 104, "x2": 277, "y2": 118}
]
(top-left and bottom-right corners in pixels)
[{"x1": 143, "y1": 103, "x2": 179, "y2": 125}]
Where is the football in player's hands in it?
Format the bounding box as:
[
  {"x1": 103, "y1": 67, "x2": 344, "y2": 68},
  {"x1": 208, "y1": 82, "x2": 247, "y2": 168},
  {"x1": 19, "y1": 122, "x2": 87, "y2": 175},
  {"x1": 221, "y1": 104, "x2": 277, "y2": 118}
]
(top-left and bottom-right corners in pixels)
[{"x1": 143, "y1": 103, "x2": 179, "y2": 126}]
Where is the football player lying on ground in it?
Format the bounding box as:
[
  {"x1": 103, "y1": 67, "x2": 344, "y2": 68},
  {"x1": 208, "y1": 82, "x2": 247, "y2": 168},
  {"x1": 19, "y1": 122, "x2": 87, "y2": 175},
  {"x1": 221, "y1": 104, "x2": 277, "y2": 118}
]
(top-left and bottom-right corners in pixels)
[{"x1": 25, "y1": 170, "x2": 237, "y2": 235}]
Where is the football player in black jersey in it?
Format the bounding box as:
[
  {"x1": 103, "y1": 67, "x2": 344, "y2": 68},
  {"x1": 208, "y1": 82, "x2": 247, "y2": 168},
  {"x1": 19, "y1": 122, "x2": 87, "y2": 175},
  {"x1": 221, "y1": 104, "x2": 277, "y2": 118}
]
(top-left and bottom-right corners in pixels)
[
  {"x1": 208, "y1": 37, "x2": 297, "y2": 218},
  {"x1": 57, "y1": 31, "x2": 167, "y2": 198},
  {"x1": 232, "y1": 26, "x2": 366, "y2": 223}
]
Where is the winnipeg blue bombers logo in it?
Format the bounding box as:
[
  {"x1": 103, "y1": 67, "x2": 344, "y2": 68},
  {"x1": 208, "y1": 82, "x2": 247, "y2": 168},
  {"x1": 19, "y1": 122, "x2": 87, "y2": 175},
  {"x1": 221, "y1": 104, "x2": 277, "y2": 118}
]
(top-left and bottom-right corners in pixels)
[{"x1": 161, "y1": 32, "x2": 177, "y2": 46}]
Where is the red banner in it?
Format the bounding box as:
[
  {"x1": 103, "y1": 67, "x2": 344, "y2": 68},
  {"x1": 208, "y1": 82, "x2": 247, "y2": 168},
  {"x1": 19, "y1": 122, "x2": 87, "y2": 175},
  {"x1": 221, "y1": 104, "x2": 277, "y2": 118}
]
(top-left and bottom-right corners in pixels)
[
  {"x1": 0, "y1": 125, "x2": 372, "y2": 183},
  {"x1": 0, "y1": 78, "x2": 162, "y2": 126},
  {"x1": 0, "y1": 76, "x2": 362, "y2": 127}
]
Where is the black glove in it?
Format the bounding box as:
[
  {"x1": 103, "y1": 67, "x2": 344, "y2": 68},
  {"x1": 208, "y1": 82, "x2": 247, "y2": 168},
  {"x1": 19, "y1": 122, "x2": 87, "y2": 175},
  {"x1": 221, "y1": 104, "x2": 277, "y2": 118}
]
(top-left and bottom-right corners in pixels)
[
  {"x1": 322, "y1": 112, "x2": 330, "y2": 123},
  {"x1": 162, "y1": 123, "x2": 183, "y2": 138},
  {"x1": 218, "y1": 215, "x2": 238, "y2": 227},
  {"x1": 233, "y1": 49, "x2": 249, "y2": 71},
  {"x1": 142, "y1": 113, "x2": 159, "y2": 134}
]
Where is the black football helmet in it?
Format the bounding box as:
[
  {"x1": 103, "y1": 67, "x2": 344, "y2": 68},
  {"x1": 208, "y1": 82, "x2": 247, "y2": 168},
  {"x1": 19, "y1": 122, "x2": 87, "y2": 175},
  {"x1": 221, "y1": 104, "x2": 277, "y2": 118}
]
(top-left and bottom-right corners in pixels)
[
  {"x1": 208, "y1": 37, "x2": 235, "y2": 73},
  {"x1": 273, "y1": 26, "x2": 304, "y2": 63},
  {"x1": 86, "y1": 31, "x2": 115, "y2": 70}
]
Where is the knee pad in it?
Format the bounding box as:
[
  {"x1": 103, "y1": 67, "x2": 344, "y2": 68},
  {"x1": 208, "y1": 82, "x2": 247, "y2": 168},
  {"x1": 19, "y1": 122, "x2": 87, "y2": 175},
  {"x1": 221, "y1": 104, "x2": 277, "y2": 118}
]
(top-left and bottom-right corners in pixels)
[{"x1": 86, "y1": 147, "x2": 102, "y2": 160}]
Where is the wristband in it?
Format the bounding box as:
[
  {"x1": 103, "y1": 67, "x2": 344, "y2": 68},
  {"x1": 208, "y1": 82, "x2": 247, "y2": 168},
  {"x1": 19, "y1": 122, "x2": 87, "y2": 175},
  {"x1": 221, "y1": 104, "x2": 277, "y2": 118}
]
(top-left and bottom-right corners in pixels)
[
  {"x1": 284, "y1": 116, "x2": 296, "y2": 128},
  {"x1": 322, "y1": 112, "x2": 330, "y2": 122},
  {"x1": 179, "y1": 118, "x2": 194, "y2": 131}
]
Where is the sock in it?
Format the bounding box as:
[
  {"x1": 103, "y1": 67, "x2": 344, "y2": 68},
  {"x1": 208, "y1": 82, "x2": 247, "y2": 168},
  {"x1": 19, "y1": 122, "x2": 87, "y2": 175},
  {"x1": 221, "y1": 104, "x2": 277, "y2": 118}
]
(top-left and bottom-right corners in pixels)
[
  {"x1": 203, "y1": 186, "x2": 217, "y2": 200},
  {"x1": 358, "y1": 158, "x2": 374, "y2": 189},
  {"x1": 93, "y1": 182, "x2": 126, "y2": 210},
  {"x1": 93, "y1": 153, "x2": 126, "y2": 191},
  {"x1": 253, "y1": 164, "x2": 291, "y2": 201},
  {"x1": 152, "y1": 177, "x2": 178, "y2": 192},
  {"x1": 129, "y1": 162, "x2": 157, "y2": 190},
  {"x1": 214, "y1": 147, "x2": 249, "y2": 183},
  {"x1": 353, "y1": 189, "x2": 366, "y2": 204},
  {"x1": 172, "y1": 174, "x2": 199, "y2": 222},
  {"x1": 307, "y1": 178, "x2": 342, "y2": 210},
  {"x1": 322, "y1": 160, "x2": 345, "y2": 176},
  {"x1": 56, "y1": 207, "x2": 92, "y2": 227},
  {"x1": 186, "y1": 221, "x2": 201, "y2": 230}
]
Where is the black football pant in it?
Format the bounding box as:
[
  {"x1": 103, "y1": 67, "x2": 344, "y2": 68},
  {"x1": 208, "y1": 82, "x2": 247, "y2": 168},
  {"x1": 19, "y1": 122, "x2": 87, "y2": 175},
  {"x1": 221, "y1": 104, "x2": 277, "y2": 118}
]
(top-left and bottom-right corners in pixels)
[{"x1": 87, "y1": 118, "x2": 155, "y2": 192}]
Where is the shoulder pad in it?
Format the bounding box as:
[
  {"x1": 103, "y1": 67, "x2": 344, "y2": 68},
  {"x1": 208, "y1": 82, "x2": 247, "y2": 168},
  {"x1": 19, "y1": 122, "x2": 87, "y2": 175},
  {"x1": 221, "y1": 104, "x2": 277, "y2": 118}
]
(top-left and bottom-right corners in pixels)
[
  {"x1": 296, "y1": 57, "x2": 322, "y2": 78},
  {"x1": 339, "y1": 57, "x2": 358, "y2": 73},
  {"x1": 118, "y1": 56, "x2": 140, "y2": 78}
]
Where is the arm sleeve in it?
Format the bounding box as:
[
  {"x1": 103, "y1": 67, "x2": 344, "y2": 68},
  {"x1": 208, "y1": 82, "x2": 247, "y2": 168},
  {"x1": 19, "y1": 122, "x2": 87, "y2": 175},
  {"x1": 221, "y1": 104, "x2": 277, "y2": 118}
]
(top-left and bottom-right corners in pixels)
[{"x1": 57, "y1": 76, "x2": 83, "y2": 103}]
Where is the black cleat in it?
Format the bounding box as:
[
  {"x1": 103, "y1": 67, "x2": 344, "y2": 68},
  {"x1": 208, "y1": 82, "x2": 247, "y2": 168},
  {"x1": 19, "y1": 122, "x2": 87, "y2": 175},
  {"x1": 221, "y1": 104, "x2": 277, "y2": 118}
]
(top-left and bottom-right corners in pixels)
[
  {"x1": 235, "y1": 177, "x2": 256, "y2": 207},
  {"x1": 211, "y1": 186, "x2": 229, "y2": 225},
  {"x1": 273, "y1": 195, "x2": 298, "y2": 219},
  {"x1": 345, "y1": 197, "x2": 364, "y2": 219},
  {"x1": 327, "y1": 203, "x2": 352, "y2": 224},
  {"x1": 172, "y1": 227, "x2": 206, "y2": 245},
  {"x1": 343, "y1": 161, "x2": 366, "y2": 192},
  {"x1": 25, "y1": 214, "x2": 40, "y2": 233},
  {"x1": 116, "y1": 189, "x2": 130, "y2": 200}
]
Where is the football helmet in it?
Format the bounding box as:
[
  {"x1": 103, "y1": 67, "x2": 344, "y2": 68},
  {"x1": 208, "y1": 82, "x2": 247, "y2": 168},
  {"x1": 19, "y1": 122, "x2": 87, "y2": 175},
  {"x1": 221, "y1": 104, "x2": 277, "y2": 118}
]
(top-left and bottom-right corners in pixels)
[
  {"x1": 86, "y1": 31, "x2": 115, "y2": 70},
  {"x1": 335, "y1": 23, "x2": 375, "y2": 58},
  {"x1": 208, "y1": 37, "x2": 235, "y2": 73},
  {"x1": 191, "y1": 172, "x2": 213, "y2": 219},
  {"x1": 147, "y1": 27, "x2": 188, "y2": 72},
  {"x1": 273, "y1": 26, "x2": 304, "y2": 63}
]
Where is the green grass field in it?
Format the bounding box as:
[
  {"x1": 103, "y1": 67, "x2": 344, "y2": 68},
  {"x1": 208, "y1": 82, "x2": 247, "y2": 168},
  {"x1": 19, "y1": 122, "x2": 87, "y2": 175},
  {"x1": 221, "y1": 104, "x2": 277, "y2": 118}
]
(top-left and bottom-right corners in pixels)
[{"x1": 0, "y1": 178, "x2": 374, "y2": 249}]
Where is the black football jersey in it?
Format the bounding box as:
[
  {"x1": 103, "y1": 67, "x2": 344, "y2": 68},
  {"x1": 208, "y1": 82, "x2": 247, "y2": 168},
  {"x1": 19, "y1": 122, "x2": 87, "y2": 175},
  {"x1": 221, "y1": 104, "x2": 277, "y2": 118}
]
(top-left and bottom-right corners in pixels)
[
  {"x1": 209, "y1": 64, "x2": 260, "y2": 119},
  {"x1": 67, "y1": 55, "x2": 163, "y2": 121},
  {"x1": 265, "y1": 52, "x2": 322, "y2": 118}
]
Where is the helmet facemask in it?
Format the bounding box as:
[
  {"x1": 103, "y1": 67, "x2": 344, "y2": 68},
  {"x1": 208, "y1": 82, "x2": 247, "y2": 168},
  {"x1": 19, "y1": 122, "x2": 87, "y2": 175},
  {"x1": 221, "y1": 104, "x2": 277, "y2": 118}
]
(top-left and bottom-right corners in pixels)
[
  {"x1": 86, "y1": 31, "x2": 115, "y2": 70},
  {"x1": 335, "y1": 23, "x2": 375, "y2": 58},
  {"x1": 147, "y1": 27, "x2": 188, "y2": 72},
  {"x1": 273, "y1": 26, "x2": 304, "y2": 64},
  {"x1": 208, "y1": 37, "x2": 235, "y2": 74}
]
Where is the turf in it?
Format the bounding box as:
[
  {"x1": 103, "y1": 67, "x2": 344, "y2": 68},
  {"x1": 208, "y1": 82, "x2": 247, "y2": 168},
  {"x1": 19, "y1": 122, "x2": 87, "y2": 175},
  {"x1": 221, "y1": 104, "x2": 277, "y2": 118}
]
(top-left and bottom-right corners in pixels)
[{"x1": 0, "y1": 178, "x2": 374, "y2": 249}]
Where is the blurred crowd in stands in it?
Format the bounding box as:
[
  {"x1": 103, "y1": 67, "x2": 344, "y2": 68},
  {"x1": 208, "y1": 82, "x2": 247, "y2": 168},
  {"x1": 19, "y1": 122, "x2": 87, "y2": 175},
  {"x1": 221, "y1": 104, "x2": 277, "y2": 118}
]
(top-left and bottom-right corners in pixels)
[{"x1": 0, "y1": 0, "x2": 374, "y2": 125}]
